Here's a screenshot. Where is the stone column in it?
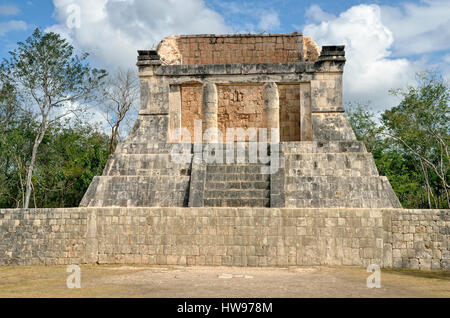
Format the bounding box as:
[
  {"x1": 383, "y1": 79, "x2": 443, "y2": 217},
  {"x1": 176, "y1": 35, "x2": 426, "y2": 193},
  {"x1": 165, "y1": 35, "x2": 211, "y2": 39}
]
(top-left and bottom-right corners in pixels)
[
  {"x1": 300, "y1": 82, "x2": 313, "y2": 141},
  {"x1": 135, "y1": 50, "x2": 170, "y2": 143},
  {"x1": 137, "y1": 50, "x2": 165, "y2": 113},
  {"x1": 264, "y1": 82, "x2": 280, "y2": 143},
  {"x1": 202, "y1": 83, "x2": 218, "y2": 143},
  {"x1": 168, "y1": 85, "x2": 181, "y2": 142}
]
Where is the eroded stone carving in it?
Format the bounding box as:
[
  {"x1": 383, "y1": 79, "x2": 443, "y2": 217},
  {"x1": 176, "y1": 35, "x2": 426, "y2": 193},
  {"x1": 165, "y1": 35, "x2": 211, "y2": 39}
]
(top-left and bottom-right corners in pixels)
[
  {"x1": 303, "y1": 36, "x2": 321, "y2": 62},
  {"x1": 157, "y1": 35, "x2": 182, "y2": 65}
]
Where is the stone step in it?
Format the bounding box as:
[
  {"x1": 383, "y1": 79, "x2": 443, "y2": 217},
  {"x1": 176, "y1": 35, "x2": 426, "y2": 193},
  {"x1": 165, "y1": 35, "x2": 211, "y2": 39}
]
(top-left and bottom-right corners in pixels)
[
  {"x1": 204, "y1": 189, "x2": 270, "y2": 199},
  {"x1": 115, "y1": 142, "x2": 186, "y2": 154},
  {"x1": 104, "y1": 154, "x2": 192, "y2": 176},
  {"x1": 285, "y1": 153, "x2": 378, "y2": 177},
  {"x1": 115, "y1": 141, "x2": 367, "y2": 155},
  {"x1": 283, "y1": 141, "x2": 367, "y2": 153},
  {"x1": 205, "y1": 173, "x2": 270, "y2": 182},
  {"x1": 203, "y1": 198, "x2": 270, "y2": 207},
  {"x1": 206, "y1": 181, "x2": 270, "y2": 190},
  {"x1": 206, "y1": 164, "x2": 269, "y2": 175}
]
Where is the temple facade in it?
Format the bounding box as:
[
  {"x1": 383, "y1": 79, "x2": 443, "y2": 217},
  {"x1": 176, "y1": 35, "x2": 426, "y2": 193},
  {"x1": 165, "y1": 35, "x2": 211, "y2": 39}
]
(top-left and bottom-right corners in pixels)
[{"x1": 80, "y1": 33, "x2": 401, "y2": 209}]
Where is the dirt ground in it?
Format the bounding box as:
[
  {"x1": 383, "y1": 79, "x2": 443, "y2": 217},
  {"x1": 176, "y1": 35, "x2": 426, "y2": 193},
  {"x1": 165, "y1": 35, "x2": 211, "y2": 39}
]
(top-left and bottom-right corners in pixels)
[{"x1": 0, "y1": 265, "x2": 448, "y2": 298}]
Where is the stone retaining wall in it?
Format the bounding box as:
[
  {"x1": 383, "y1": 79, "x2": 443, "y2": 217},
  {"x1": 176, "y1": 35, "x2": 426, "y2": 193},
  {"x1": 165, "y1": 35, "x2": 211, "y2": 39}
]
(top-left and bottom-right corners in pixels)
[
  {"x1": 383, "y1": 209, "x2": 448, "y2": 270},
  {"x1": 0, "y1": 208, "x2": 448, "y2": 269}
]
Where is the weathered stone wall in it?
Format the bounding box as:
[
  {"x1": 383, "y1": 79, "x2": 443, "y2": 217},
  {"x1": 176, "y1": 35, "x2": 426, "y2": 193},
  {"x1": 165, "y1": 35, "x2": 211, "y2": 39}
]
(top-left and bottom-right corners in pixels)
[
  {"x1": 180, "y1": 84, "x2": 203, "y2": 137},
  {"x1": 1, "y1": 208, "x2": 448, "y2": 269},
  {"x1": 311, "y1": 73, "x2": 343, "y2": 112},
  {"x1": 158, "y1": 34, "x2": 313, "y2": 65},
  {"x1": 0, "y1": 209, "x2": 90, "y2": 265},
  {"x1": 279, "y1": 84, "x2": 300, "y2": 141},
  {"x1": 177, "y1": 81, "x2": 318, "y2": 143},
  {"x1": 383, "y1": 209, "x2": 449, "y2": 270},
  {"x1": 140, "y1": 60, "x2": 349, "y2": 145},
  {"x1": 283, "y1": 141, "x2": 402, "y2": 209},
  {"x1": 312, "y1": 113, "x2": 356, "y2": 141},
  {"x1": 217, "y1": 84, "x2": 265, "y2": 138},
  {"x1": 80, "y1": 148, "x2": 193, "y2": 208}
]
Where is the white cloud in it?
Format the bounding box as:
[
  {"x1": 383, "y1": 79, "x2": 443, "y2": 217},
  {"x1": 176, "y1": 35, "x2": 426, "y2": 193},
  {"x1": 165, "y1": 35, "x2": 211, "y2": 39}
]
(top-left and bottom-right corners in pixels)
[
  {"x1": 380, "y1": 0, "x2": 450, "y2": 56},
  {"x1": 50, "y1": 99, "x2": 111, "y2": 134},
  {"x1": 304, "y1": 4, "x2": 421, "y2": 111},
  {"x1": 305, "y1": 4, "x2": 335, "y2": 23},
  {"x1": 0, "y1": 5, "x2": 20, "y2": 16},
  {"x1": 48, "y1": 0, "x2": 231, "y2": 70},
  {"x1": 0, "y1": 20, "x2": 27, "y2": 36},
  {"x1": 258, "y1": 12, "x2": 280, "y2": 32}
]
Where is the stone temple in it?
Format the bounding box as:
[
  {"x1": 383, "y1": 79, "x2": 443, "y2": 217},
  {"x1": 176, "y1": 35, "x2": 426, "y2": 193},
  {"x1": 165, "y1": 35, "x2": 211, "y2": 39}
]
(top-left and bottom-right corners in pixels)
[
  {"x1": 2, "y1": 34, "x2": 448, "y2": 269},
  {"x1": 80, "y1": 33, "x2": 401, "y2": 210}
]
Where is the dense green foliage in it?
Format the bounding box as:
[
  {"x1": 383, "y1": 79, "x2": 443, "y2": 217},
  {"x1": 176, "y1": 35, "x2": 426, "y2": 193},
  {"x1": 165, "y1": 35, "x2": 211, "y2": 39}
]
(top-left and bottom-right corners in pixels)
[
  {"x1": 0, "y1": 28, "x2": 107, "y2": 208},
  {"x1": 0, "y1": 114, "x2": 109, "y2": 208},
  {"x1": 346, "y1": 72, "x2": 449, "y2": 209}
]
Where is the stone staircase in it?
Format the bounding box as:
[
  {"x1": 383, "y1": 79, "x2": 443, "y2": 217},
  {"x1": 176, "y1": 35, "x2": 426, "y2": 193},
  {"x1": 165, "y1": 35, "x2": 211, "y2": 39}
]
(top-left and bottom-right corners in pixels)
[
  {"x1": 81, "y1": 140, "x2": 401, "y2": 209},
  {"x1": 203, "y1": 163, "x2": 271, "y2": 207}
]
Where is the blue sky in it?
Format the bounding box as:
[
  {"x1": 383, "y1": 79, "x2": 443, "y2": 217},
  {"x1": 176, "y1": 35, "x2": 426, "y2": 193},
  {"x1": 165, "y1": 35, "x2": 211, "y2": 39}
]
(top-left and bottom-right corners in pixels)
[
  {"x1": 1, "y1": 0, "x2": 449, "y2": 112},
  {"x1": 1, "y1": 0, "x2": 441, "y2": 59}
]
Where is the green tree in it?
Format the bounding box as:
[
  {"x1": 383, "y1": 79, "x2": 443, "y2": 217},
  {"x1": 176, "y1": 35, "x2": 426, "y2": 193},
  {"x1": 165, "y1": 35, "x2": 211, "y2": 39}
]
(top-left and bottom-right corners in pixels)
[
  {"x1": 0, "y1": 28, "x2": 107, "y2": 208},
  {"x1": 0, "y1": 97, "x2": 38, "y2": 207},
  {"x1": 0, "y1": 115, "x2": 109, "y2": 209},
  {"x1": 382, "y1": 71, "x2": 449, "y2": 208},
  {"x1": 347, "y1": 72, "x2": 449, "y2": 209},
  {"x1": 345, "y1": 101, "x2": 381, "y2": 153},
  {"x1": 32, "y1": 120, "x2": 109, "y2": 208}
]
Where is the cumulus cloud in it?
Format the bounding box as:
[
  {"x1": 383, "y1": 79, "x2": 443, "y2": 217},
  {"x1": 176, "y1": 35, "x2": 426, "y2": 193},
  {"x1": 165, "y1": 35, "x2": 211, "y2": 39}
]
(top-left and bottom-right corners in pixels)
[
  {"x1": 48, "y1": 0, "x2": 231, "y2": 69},
  {"x1": 0, "y1": 5, "x2": 20, "y2": 16},
  {"x1": 380, "y1": 0, "x2": 450, "y2": 56},
  {"x1": 305, "y1": 4, "x2": 335, "y2": 23},
  {"x1": 304, "y1": 4, "x2": 420, "y2": 111},
  {"x1": 0, "y1": 20, "x2": 27, "y2": 36}
]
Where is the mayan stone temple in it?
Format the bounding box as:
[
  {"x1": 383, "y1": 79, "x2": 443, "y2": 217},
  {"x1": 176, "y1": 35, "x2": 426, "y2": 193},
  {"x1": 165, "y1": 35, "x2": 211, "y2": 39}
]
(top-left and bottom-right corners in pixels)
[
  {"x1": 1, "y1": 33, "x2": 448, "y2": 270},
  {"x1": 80, "y1": 33, "x2": 401, "y2": 210}
]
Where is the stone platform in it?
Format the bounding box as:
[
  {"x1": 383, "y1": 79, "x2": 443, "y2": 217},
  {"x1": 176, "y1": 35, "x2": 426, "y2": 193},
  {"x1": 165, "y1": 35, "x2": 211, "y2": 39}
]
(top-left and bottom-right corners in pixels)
[
  {"x1": 1, "y1": 207, "x2": 448, "y2": 269},
  {"x1": 80, "y1": 141, "x2": 402, "y2": 209}
]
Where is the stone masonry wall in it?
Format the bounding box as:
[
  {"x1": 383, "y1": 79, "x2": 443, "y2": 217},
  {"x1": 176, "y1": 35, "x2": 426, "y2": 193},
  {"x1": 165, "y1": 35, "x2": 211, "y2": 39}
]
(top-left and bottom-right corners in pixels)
[
  {"x1": 217, "y1": 84, "x2": 266, "y2": 139},
  {"x1": 1, "y1": 208, "x2": 448, "y2": 269},
  {"x1": 383, "y1": 209, "x2": 449, "y2": 270},
  {"x1": 279, "y1": 84, "x2": 300, "y2": 142},
  {"x1": 0, "y1": 208, "x2": 90, "y2": 265},
  {"x1": 167, "y1": 34, "x2": 305, "y2": 65},
  {"x1": 180, "y1": 84, "x2": 203, "y2": 137}
]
